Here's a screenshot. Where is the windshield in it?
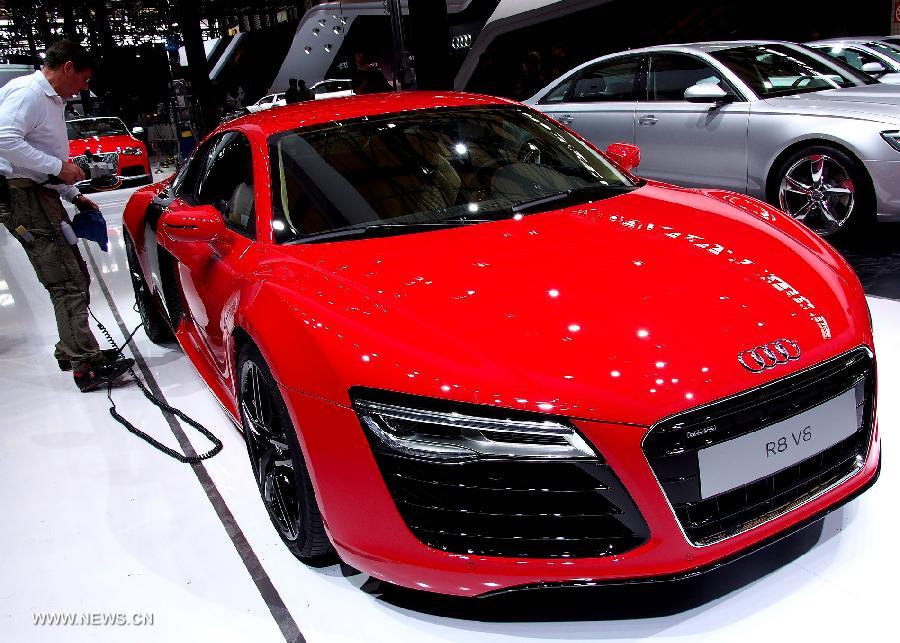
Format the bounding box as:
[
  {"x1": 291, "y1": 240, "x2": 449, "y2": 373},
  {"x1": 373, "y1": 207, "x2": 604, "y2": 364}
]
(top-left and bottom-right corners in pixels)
[
  {"x1": 710, "y1": 44, "x2": 862, "y2": 97},
  {"x1": 867, "y1": 41, "x2": 900, "y2": 65},
  {"x1": 269, "y1": 105, "x2": 636, "y2": 243},
  {"x1": 66, "y1": 117, "x2": 130, "y2": 139}
]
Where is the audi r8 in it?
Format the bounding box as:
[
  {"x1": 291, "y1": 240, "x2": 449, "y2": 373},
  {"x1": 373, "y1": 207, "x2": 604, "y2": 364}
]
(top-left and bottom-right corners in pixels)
[
  {"x1": 526, "y1": 40, "x2": 900, "y2": 237},
  {"x1": 67, "y1": 116, "x2": 152, "y2": 190},
  {"x1": 123, "y1": 91, "x2": 880, "y2": 597}
]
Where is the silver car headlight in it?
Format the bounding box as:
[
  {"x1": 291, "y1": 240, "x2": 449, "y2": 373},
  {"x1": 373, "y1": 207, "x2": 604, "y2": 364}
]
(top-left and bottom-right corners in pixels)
[
  {"x1": 353, "y1": 397, "x2": 596, "y2": 461},
  {"x1": 880, "y1": 131, "x2": 900, "y2": 152},
  {"x1": 119, "y1": 146, "x2": 143, "y2": 156}
]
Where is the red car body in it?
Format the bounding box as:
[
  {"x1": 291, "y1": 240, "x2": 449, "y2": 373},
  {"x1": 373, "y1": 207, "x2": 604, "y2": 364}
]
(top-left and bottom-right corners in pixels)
[
  {"x1": 67, "y1": 123, "x2": 151, "y2": 189},
  {"x1": 123, "y1": 92, "x2": 880, "y2": 597}
]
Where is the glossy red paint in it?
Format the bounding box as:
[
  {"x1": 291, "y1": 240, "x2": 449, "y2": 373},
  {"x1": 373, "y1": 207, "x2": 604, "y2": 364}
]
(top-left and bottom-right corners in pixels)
[
  {"x1": 122, "y1": 91, "x2": 880, "y2": 597},
  {"x1": 606, "y1": 142, "x2": 641, "y2": 171},
  {"x1": 160, "y1": 206, "x2": 226, "y2": 243},
  {"x1": 69, "y1": 133, "x2": 151, "y2": 177}
]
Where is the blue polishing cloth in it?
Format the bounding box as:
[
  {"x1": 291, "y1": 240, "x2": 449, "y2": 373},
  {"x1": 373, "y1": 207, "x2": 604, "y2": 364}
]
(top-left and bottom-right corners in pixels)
[{"x1": 71, "y1": 208, "x2": 109, "y2": 252}]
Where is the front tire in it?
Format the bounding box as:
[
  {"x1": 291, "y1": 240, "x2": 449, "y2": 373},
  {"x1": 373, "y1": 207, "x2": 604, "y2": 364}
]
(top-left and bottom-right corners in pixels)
[
  {"x1": 770, "y1": 145, "x2": 874, "y2": 237},
  {"x1": 125, "y1": 235, "x2": 175, "y2": 344},
  {"x1": 238, "y1": 343, "x2": 332, "y2": 560}
]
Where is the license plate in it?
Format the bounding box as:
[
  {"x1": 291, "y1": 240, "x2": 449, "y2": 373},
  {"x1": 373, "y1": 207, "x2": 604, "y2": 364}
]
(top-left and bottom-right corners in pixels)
[{"x1": 698, "y1": 388, "x2": 858, "y2": 499}]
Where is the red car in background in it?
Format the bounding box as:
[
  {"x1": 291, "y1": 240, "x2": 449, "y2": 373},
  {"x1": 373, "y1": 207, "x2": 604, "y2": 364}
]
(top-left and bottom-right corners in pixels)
[
  {"x1": 122, "y1": 92, "x2": 880, "y2": 597},
  {"x1": 66, "y1": 116, "x2": 152, "y2": 190}
]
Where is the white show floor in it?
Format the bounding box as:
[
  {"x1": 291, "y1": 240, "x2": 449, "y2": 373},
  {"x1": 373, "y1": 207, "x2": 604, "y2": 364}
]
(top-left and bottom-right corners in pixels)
[{"x1": 0, "y1": 187, "x2": 897, "y2": 642}]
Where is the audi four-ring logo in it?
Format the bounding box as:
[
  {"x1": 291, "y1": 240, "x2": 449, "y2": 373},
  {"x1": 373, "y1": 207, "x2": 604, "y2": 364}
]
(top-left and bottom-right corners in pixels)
[{"x1": 737, "y1": 339, "x2": 801, "y2": 372}]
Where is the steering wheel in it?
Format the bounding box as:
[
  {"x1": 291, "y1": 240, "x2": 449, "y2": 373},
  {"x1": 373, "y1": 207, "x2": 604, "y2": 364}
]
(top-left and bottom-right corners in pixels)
[{"x1": 790, "y1": 75, "x2": 817, "y2": 88}]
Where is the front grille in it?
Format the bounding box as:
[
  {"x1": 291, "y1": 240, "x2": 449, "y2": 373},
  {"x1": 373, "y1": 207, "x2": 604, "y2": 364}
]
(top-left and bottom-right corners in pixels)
[
  {"x1": 644, "y1": 347, "x2": 875, "y2": 546},
  {"x1": 121, "y1": 166, "x2": 146, "y2": 177},
  {"x1": 72, "y1": 152, "x2": 119, "y2": 175},
  {"x1": 370, "y1": 452, "x2": 649, "y2": 558}
]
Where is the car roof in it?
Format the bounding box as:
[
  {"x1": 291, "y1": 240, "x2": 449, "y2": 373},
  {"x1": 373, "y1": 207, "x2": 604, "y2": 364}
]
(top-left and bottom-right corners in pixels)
[
  {"x1": 808, "y1": 37, "x2": 892, "y2": 45},
  {"x1": 65, "y1": 116, "x2": 121, "y2": 122},
  {"x1": 222, "y1": 91, "x2": 515, "y2": 136},
  {"x1": 593, "y1": 40, "x2": 804, "y2": 56}
]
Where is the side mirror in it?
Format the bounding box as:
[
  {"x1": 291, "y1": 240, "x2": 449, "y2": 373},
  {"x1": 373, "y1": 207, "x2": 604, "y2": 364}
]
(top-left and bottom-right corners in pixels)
[
  {"x1": 684, "y1": 83, "x2": 733, "y2": 103},
  {"x1": 160, "y1": 205, "x2": 226, "y2": 243},
  {"x1": 862, "y1": 61, "x2": 887, "y2": 75},
  {"x1": 131, "y1": 126, "x2": 144, "y2": 136},
  {"x1": 606, "y1": 142, "x2": 640, "y2": 172}
]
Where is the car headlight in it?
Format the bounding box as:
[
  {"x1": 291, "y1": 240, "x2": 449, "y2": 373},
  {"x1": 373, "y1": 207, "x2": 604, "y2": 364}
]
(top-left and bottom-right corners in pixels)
[
  {"x1": 880, "y1": 131, "x2": 900, "y2": 152},
  {"x1": 120, "y1": 147, "x2": 143, "y2": 155},
  {"x1": 353, "y1": 396, "x2": 596, "y2": 461}
]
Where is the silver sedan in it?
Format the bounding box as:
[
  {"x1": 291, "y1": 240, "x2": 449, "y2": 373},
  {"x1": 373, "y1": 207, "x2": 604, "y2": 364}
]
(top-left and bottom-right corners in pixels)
[{"x1": 526, "y1": 41, "x2": 900, "y2": 236}]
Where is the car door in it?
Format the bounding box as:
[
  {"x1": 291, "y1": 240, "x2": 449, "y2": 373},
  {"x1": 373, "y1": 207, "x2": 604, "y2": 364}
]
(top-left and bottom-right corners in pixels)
[
  {"x1": 538, "y1": 55, "x2": 645, "y2": 149},
  {"x1": 158, "y1": 131, "x2": 257, "y2": 378},
  {"x1": 634, "y1": 52, "x2": 749, "y2": 191}
]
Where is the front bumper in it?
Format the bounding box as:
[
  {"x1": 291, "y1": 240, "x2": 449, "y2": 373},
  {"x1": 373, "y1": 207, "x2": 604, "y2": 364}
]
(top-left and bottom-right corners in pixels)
[
  {"x1": 864, "y1": 158, "x2": 900, "y2": 221},
  {"x1": 279, "y1": 370, "x2": 880, "y2": 597},
  {"x1": 76, "y1": 173, "x2": 152, "y2": 193}
]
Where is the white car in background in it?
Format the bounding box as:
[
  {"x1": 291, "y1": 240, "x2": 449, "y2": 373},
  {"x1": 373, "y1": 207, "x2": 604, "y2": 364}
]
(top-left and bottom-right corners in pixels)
[
  {"x1": 808, "y1": 37, "x2": 900, "y2": 84},
  {"x1": 311, "y1": 79, "x2": 354, "y2": 100},
  {"x1": 247, "y1": 92, "x2": 287, "y2": 113}
]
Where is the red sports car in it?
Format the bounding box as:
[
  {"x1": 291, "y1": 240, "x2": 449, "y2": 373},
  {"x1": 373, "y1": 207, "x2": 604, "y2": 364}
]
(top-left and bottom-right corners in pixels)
[
  {"x1": 123, "y1": 92, "x2": 880, "y2": 597},
  {"x1": 67, "y1": 116, "x2": 152, "y2": 190}
]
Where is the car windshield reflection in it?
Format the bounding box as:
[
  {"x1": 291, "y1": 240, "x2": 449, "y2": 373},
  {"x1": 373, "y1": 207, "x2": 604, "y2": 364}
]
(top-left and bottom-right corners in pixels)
[
  {"x1": 711, "y1": 44, "x2": 861, "y2": 98},
  {"x1": 66, "y1": 117, "x2": 130, "y2": 139},
  {"x1": 269, "y1": 106, "x2": 637, "y2": 243}
]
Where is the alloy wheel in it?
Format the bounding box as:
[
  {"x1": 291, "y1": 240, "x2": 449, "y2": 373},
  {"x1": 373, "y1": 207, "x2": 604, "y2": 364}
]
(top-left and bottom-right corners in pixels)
[
  {"x1": 778, "y1": 154, "x2": 855, "y2": 236},
  {"x1": 240, "y1": 360, "x2": 301, "y2": 542}
]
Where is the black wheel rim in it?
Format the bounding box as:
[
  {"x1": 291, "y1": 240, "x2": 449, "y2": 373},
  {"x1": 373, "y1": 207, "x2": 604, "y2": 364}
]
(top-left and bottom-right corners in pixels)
[{"x1": 240, "y1": 360, "x2": 302, "y2": 542}]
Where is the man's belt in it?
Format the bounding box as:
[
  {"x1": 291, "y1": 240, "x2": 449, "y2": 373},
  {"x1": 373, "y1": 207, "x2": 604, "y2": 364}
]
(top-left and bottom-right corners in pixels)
[{"x1": 6, "y1": 178, "x2": 39, "y2": 188}]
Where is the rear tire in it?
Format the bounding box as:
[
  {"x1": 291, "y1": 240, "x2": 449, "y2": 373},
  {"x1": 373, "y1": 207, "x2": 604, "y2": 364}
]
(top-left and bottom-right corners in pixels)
[
  {"x1": 769, "y1": 144, "x2": 874, "y2": 238},
  {"x1": 125, "y1": 235, "x2": 175, "y2": 344},
  {"x1": 237, "y1": 343, "x2": 332, "y2": 560}
]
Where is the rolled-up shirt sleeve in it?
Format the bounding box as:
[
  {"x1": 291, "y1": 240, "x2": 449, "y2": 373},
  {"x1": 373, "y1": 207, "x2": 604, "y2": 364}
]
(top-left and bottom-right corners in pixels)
[{"x1": 0, "y1": 87, "x2": 64, "y2": 177}]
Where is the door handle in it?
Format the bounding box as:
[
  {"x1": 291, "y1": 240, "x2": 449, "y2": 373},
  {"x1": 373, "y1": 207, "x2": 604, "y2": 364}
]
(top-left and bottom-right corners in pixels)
[
  {"x1": 638, "y1": 114, "x2": 658, "y2": 126},
  {"x1": 557, "y1": 114, "x2": 574, "y2": 125}
]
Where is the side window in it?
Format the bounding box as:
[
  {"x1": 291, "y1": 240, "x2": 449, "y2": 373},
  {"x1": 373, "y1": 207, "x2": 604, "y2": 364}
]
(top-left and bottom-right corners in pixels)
[
  {"x1": 648, "y1": 54, "x2": 729, "y2": 101},
  {"x1": 569, "y1": 57, "x2": 642, "y2": 102},
  {"x1": 540, "y1": 76, "x2": 576, "y2": 103},
  {"x1": 195, "y1": 132, "x2": 256, "y2": 238},
  {"x1": 172, "y1": 137, "x2": 218, "y2": 201}
]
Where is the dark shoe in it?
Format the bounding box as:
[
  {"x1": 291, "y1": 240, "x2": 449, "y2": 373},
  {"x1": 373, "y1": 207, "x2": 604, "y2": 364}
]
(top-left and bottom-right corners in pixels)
[
  {"x1": 58, "y1": 348, "x2": 121, "y2": 372},
  {"x1": 74, "y1": 356, "x2": 135, "y2": 392}
]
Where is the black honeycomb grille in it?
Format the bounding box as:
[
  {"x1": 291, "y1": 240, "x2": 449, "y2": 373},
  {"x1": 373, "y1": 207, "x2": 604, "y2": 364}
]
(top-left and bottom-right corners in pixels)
[
  {"x1": 644, "y1": 347, "x2": 875, "y2": 546},
  {"x1": 374, "y1": 455, "x2": 649, "y2": 558}
]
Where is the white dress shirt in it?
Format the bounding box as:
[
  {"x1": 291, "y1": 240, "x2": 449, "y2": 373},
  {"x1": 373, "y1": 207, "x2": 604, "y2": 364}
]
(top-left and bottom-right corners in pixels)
[{"x1": 0, "y1": 70, "x2": 80, "y2": 201}]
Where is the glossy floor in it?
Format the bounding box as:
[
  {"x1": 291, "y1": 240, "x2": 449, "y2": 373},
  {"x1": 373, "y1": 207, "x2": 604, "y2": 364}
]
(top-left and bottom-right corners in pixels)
[{"x1": 1, "y1": 188, "x2": 897, "y2": 642}]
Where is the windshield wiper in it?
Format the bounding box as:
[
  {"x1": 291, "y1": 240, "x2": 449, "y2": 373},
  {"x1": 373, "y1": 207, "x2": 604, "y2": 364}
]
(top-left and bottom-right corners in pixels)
[
  {"x1": 294, "y1": 217, "x2": 495, "y2": 244},
  {"x1": 511, "y1": 184, "x2": 636, "y2": 213}
]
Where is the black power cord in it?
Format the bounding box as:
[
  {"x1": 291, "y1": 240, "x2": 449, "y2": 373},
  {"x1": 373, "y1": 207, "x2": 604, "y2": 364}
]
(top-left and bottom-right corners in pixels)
[{"x1": 88, "y1": 304, "x2": 223, "y2": 464}]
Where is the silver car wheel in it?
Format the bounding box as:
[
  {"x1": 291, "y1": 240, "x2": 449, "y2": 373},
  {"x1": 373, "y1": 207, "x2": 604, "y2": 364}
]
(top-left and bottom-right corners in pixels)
[{"x1": 778, "y1": 154, "x2": 855, "y2": 236}]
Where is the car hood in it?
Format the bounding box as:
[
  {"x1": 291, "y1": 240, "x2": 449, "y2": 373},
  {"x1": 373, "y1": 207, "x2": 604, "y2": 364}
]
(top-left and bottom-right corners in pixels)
[
  {"x1": 68, "y1": 134, "x2": 142, "y2": 156},
  {"x1": 266, "y1": 184, "x2": 869, "y2": 426},
  {"x1": 760, "y1": 84, "x2": 900, "y2": 123}
]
